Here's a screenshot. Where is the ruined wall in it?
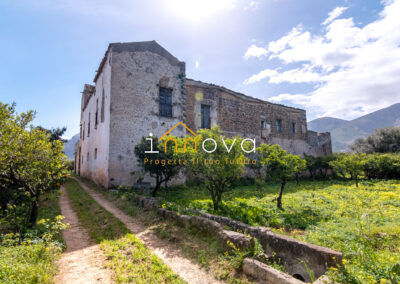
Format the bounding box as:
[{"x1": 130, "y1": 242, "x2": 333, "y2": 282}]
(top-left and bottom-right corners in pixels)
[
  {"x1": 185, "y1": 79, "x2": 331, "y2": 156},
  {"x1": 108, "y1": 42, "x2": 186, "y2": 187}
]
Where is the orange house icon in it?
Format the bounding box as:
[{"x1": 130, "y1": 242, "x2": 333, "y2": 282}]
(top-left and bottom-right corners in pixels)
[{"x1": 159, "y1": 122, "x2": 201, "y2": 153}]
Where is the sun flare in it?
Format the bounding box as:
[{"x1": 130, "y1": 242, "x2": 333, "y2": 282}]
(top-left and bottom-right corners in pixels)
[{"x1": 164, "y1": 0, "x2": 237, "y2": 23}]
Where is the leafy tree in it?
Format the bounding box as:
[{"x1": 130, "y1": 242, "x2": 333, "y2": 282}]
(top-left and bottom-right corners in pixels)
[
  {"x1": 363, "y1": 153, "x2": 400, "y2": 180},
  {"x1": 258, "y1": 144, "x2": 306, "y2": 209},
  {"x1": 176, "y1": 126, "x2": 247, "y2": 210},
  {"x1": 134, "y1": 136, "x2": 181, "y2": 197},
  {"x1": 35, "y1": 126, "x2": 67, "y2": 143},
  {"x1": 352, "y1": 126, "x2": 400, "y2": 153},
  {"x1": 329, "y1": 154, "x2": 365, "y2": 187},
  {"x1": 0, "y1": 102, "x2": 67, "y2": 231},
  {"x1": 304, "y1": 154, "x2": 317, "y2": 179}
]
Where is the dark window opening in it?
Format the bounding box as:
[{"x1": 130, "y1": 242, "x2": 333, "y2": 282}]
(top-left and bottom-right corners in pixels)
[
  {"x1": 88, "y1": 113, "x2": 91, "y2": 137},
  {"x1": 101, "y1": 89, "x2": 105, "y2": 123},
  {"x1": 94, "y1": 148, "x2": 97, "y2": 160},
  {"x1": 201, "y1": 104, "x2": 211, "y2": 129},
  {"x1": 87, "y1": 152, "x2": 89, "y2": 161},
  {"x1": 276, "y1": 119, "x2": 282, "y2": 132},
  {"x1": 83, "y1": 123, "x2": 85, "y2": 141},
  {"x1": 292, "y1": 122, "x2": 296, "y2": 134},
  {"x1": 261, "y1": 120, "x2": 267, "y2": 129},
  {"x1": 159, "y1": 87, "x2": 172, "y2": 117},
  {"x1": 95, "y1": 99, "x2": 99, "y2": 128}
]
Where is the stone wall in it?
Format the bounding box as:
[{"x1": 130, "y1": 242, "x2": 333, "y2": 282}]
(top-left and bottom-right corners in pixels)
[
  {"x1": 108, "y1": 42, "x2": 186, "y2": 187},
  {"x1": 185, "y1": 79, "x2": 332, "y2": 156},
  {"x1": 129, "y1": 194, "x2": 342, "y2": 283}
]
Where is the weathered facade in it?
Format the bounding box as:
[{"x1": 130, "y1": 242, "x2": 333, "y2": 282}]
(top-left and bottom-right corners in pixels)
[{"x1": 75, "y1": 41, "x2": 332, "y2": 188}]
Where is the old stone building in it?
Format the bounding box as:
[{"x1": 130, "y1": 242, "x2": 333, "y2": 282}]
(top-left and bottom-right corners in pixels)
[{"x1": 75, "y1": 41, "x2": 332, "y2": 188}]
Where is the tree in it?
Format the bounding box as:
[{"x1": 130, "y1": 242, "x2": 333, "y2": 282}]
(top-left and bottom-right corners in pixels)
[
  {"x1": 176, "y1": 126, "x2": 248, "y2": 210},
  {"x1": 0, "y1": 102, "x2": 67, "y2": 231},
  {"x1": 258, "y1": 144, "x2": 306, "y2": 209},
  {"x1": 352, "y1": 127, "x2": 400, "y2": 153},
  {"x1": 134, "y1": 136, "x2": 181, "y2": 197},
  {"x1": 329, "y1": 154, "x2": 365, "y2": 187},
  {"x1": 35, "y1": 126, "x2": 68, "y2": 143}
]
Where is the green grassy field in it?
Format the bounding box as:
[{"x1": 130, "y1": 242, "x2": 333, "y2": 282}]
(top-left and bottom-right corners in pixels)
[
  {"x1": 64, "y1": 179, "x2": 184, "y2": 283},
  {"x1": 0, "y1": 190, "x2": 64, "y2": 284},
  {"x1": 159, "y1": 179, "x2": 400, "y2": 283}
]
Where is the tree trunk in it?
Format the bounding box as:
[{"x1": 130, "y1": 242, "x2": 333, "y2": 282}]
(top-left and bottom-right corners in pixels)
[
  {"x1": 152, "y1": 175, "x2": 161, "y2": 197},
  {"x1": 28, "y1": 199, "x2": 39, "y2": 227},
  {"x1": 276, "y1": 181, "x2": 286, "y2": 209},
  {"x1": 295, "y1": 174, "x2": 299, "y2": 185},
  {"x1": 355, "y1": 177, "x2": 359, "y2": 187}
]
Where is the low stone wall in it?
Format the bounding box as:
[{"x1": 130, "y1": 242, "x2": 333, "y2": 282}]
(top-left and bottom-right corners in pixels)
[{"x1": 129, "y1": 194, "x2": 341, "y2": 283}]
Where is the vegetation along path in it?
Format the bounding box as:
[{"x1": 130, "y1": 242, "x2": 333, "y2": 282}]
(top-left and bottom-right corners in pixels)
[
  {"x1": 56, "y1": 186, "x2": 112, "y2": 284},
  {"x1": 72, "y1": 177, "x2": 221, "y2": 284}
]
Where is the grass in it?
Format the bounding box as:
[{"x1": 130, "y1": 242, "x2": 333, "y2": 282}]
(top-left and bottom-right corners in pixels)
[
  {"x1": 63, "y1": 178, "x2": 184, "y2": 283},
  {"x1": 76, "y1": 176, "x2": 254, "y2": 283},
  {"x1": 0, "y1": 189, "x2": 63, "y2": 284},
  {"x1": 158, "y1": 179, "x2": 400, "y2": 284}
]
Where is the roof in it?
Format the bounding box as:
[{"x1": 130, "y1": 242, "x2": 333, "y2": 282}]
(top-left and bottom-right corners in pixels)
[
  {"x1": 93, "y1": 40, "x2": 185, "y2": 82},
  {"x1": 185, "y1": 78, "x2": 306, "y2": 113}
]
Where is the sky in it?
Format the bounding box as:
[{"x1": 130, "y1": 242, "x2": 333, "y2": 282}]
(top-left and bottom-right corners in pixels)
[{"x1": 1, "y1": 0, "x2": 399, "y2": 138}]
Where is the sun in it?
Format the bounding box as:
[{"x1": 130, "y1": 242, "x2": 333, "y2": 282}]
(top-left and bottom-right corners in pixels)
[{"x1": 164, "y1": 0, "x2": 237, "y2": 23}]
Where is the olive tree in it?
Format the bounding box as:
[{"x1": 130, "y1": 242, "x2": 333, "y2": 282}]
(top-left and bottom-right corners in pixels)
[
  {"x1": 0, "y1": 102, "x2": 67, "y2": 231},
  {"x1": 258, "y1": 144, "x2": 306, "y2": 209}
]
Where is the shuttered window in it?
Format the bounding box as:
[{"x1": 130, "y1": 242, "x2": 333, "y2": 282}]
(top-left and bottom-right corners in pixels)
[
  {"x1": 159, "y1": 87, "x2": 172, "y2": 117},
  {"x1": 201, "y1": 104, "x2": 211, "y2": 129}
]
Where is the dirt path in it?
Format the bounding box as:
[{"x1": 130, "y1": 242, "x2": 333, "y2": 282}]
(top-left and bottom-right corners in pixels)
[
  {"x1": 55, "y1": 186, "x2": 112, "y2": 284},
  {"x1": 72, "y1": 177, "x2": 222, "y2": 284}
]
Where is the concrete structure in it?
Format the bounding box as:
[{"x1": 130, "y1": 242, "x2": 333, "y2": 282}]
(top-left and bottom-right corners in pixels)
[{"x1": 75, "y1": 41, "x2": 332, "y2": 188}]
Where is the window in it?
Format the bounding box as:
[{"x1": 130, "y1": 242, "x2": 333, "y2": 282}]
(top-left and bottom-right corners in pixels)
[
  {"x1": 87, "y1": 152, "x2": 89, "y2": 161},
  {"x1": 292, "y1": 122, "x2": 296, "y2": 134},
  {"x1": 261, "y1": 121, "x2": 267, "y2": 129},
  {"x1": 276, "y1": 119, "x2": 282, "y2": 132},
  {"x1": 95, "y1": 99, "x2": 99, "y2": 128},
  {"x1": 201, "y1": 104, "x2": 211, "y2": 129},
  {"x1": 159, "y1": 87, "x2": 172, "y2": 117},
  {"x1": 88, "y1": 113, "x2": 91, "y2": 137},
  {"x1": 94, "y1": 148, "x2": 97, "y2": 160},
  {"x1": 82, "y1": 123, "x2": 85, "y2": 141},
  {"x1": 101, "y1": 89, "x2": 105, "y2": 123}
]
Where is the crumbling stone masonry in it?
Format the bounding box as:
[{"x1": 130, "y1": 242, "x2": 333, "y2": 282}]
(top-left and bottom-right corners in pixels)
[{"x1": 74, "y1": 41, "x2": 332, "y2": 188}]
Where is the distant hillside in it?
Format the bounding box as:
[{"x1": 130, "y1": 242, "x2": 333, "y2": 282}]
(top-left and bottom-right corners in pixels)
[
  {"x1": 63, "y1": 134, "x2": 79, "y2": 160},
  {"x1": 308, "y1": 117, "x2": 348, "y2": 133},
  {"x1": 308, "y1": 103, "x2": 400, "y2": 152}
]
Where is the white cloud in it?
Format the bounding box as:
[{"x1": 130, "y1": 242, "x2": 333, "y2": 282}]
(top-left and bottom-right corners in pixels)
[
  {"x1": 244, "y1": 1, "x2": 400, "y2": 119},
  {"x1": 195, "y1": 60, "x2": 199, "y2": 68},
  {"x1": 244, "y1": 44, "x2": 268, "y2": 59},
  {"x1": 322, "y1": 6, "x2": 348, "y2": 26}
]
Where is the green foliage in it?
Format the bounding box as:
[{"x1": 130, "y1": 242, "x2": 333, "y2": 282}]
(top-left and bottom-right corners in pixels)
[
  {"x1": 0, "y1": 102, "x2": 67, "y2": 231},
  {"x1": 134, "y1": 136, "x2": 181, "y2": 196},
  {"x1": 304, "y1": 154, "x2": 335, "y2": 179},
  {"x1": 162, "y1": 179, "x2": 400, "y2": 283},
  {"x1": 352, "y1": 126, "x2": 400, "y2": 153},
  {"x1": 257, "y1": 144, "x2": 306, "y2": 209},
  {"x1": 329, "y1": 153, "x2": 365, "y2": 186},
  {"x1": 0, "y1": 190, "x2": 66, "y2": 284},
  {"x1": 363, "y1": 153, "x2": 400, "y2": 180},
  {"x1": 175, "y1": 126, "x2": 247, "y2": 210}
]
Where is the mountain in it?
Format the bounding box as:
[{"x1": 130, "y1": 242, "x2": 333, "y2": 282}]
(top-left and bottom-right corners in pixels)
[
  {"x1": 308, "y1": 103, "x2": 400, "y2": 152},
  {"x1": 308, "y1": 117, "x2": 348, "y2": 133},
  {"x1": 63, "y1": 134, "x2": 79, "y2": 160}
]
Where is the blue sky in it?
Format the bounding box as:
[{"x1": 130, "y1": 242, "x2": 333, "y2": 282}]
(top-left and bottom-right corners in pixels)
[{"x1": 1, "y1": 0, "x2": 398, "y2": 138}]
